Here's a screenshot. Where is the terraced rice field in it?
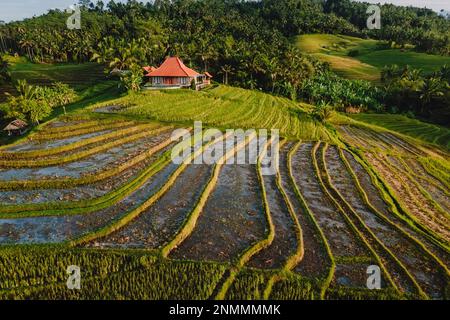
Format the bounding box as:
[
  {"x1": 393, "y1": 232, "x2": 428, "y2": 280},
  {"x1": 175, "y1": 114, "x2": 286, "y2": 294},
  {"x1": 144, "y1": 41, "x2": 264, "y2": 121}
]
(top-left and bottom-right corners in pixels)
[
  {"x1": 348, "y1": 114, "x2": 450, "y2": 151},
  {"x1": 0, "y1": 89, "x2": 448, "y2": 300},
  {"x1": 93, "y1": 85, "x2": 331, "y2": 142}
]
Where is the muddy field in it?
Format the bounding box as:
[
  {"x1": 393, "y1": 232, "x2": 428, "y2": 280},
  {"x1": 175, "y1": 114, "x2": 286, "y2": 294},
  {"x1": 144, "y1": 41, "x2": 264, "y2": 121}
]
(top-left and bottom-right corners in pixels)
[{"x1": 0, "y1": 117, "x2": 448, "y2": 300}]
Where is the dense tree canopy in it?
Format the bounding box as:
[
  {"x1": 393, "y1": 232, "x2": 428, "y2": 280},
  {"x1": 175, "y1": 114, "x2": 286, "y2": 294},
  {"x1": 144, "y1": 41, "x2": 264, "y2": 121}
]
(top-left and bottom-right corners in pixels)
[
  {"x1": 0, "y1": 0, "x2": 449, "y2": 124},
  {"x1": 324, "y1": 0, "x2": 450, "y2": 55}
]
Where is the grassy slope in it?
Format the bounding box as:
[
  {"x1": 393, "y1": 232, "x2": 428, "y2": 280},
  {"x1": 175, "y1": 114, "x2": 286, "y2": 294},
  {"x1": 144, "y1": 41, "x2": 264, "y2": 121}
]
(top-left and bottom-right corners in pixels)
[
  {"x1": 296, "y1": 34, "x2": 450, "y2": 82},
  {"x1": 348, "y1": 113, "x2": 450, "y2": 150},
  {"x1": 358, "y1": 49, "x2": 450, "y2": 73},
  {"x1": 99, "y1": 85, "x2": 333, "y2": 142},
  {"x1": 296, "y1": 34, "x2": 380, "y2": 81}
]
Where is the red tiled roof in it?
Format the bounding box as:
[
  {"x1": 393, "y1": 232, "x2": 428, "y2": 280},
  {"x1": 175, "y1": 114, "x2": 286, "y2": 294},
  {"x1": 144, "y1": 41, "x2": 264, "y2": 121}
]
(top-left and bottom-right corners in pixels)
[
  {"x1": 146, "y1": 57, "x2": 200, "y2": 77},
  {"x1": 204, "y1": 72, "x2": 213, "y2": 78},
  {"x1": 143, "y1": 66, "x2": 156, "y2": 73}
]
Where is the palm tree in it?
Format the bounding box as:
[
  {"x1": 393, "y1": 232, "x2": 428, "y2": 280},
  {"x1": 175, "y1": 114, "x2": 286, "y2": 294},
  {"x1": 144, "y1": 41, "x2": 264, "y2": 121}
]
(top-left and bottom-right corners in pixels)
[
  {"x1": 0, "y1": 56, "x2": 10, "y2": 84},
  {"x1": 419, "y1": 77, "x2": 445, "y2": 114},
  {"x1": 261, "y1": 55, "x2": 281, "y2": 93},
  {"x1": 19, "y1": 37, "x2": 34, "y2": 60},
  {"x1": 405, "y1": 68, "x2": 422, "y2": 81},
  {"x1": 438, "y1": 64, "x2": 450, "y2": 83},
  {"x1": 15, "y1": 80, "x2": 35, "y2": 100},
  {"x1": 0, "y1": 27, "x2": 7, "y2": 53},
  {"x1": 220, "y1": 64, "x2": 234, "y2": 85},
  {"x1": 381, "y1": 65, "x2": 401, "y2": 83}
]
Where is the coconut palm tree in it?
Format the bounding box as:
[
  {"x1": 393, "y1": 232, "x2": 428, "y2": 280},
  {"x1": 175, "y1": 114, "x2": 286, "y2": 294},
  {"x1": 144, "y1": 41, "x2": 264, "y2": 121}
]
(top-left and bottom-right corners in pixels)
[
  {"x1": 260, "y1": 55, "x2": 281, "y2": 93},
  {"x1": 0, "y1": 56, "x2": 10, "y2": 84},
  {"x1": 220, "y1": 64, "x2": 234, "y2": 85},
  {"x1": 419, "y1": 77, "x2": 445, "y2": 114}
]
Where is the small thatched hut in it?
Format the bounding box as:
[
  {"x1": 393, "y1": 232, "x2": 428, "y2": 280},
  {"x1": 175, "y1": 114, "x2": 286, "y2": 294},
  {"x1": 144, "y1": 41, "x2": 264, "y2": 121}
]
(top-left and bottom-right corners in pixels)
[{"x1": 3, "y1": 119, "x2": 28, "y2": 136}]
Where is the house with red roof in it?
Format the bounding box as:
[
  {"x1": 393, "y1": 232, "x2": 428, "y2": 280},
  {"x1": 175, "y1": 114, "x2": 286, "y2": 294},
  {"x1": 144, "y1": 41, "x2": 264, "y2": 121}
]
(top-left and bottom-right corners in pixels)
[{"x1": 144, "y1": 57, "x2": 212, "y2": 90}]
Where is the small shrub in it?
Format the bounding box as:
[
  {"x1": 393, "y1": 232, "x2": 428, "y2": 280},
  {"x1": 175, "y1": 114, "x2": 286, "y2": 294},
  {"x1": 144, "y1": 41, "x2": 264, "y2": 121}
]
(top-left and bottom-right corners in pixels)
[{"x1": 312, "y1": 102, "x2": 334, "y2": 123}]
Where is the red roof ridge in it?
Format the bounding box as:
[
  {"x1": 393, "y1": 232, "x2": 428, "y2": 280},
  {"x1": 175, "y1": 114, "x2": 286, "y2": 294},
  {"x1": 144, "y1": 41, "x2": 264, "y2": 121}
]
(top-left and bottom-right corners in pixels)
[
  {"x1": 174, "y1": 57, "x2": 200, "y2": 77},
  {"x1": 146, "y1": 56, "x2": 200, "y2": 77}
]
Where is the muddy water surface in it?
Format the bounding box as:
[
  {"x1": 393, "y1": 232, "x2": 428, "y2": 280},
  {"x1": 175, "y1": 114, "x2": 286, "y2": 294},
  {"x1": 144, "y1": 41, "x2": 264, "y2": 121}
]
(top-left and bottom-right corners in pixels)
[
  {"x1": 290, "y1": 143, "x2": 369, "y2": 258},
  {"x1": 0, "y1": 132, "x2": 172, "y2": 181},
  {"x1": 0, "y1": 162, "x2": 178, "y2": 244},
  {"x1": 170, "y1": 163, "x2": 267, "y2": 263}
]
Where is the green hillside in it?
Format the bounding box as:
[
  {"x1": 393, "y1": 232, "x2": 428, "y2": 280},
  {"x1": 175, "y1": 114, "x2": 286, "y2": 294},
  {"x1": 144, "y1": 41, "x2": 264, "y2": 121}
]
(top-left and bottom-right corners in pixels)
[
  {"x1": 95, "y1": 85, "x2": 332, "y2": 142},
  {"x1": 296, "y1": 34, "x2": 450, "y2": 82},
  {"x1": 4, "y1": 55, "x2": 106, "y2": 90}
]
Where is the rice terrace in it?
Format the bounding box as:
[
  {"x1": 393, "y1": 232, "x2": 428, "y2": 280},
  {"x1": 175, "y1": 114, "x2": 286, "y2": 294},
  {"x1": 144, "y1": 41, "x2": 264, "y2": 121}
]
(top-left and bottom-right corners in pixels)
[{"x1": 0, "y1": 0, "x2": 449, "y2": 303}]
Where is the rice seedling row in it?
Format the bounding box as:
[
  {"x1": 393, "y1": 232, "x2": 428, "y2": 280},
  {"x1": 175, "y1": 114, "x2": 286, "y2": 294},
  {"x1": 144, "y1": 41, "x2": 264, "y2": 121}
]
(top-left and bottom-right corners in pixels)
[
  {"x1": 170, "y1": 143, "x2": 267, "y2": 263},
  {"x1": 0, "y1": 123, "x2": 163, "y2": 161},
  {"x1": 41, "y1": 118, "x2": 130, "y2": 134},
  {"x1": 0, "y1": 126, "x2": 170, "y2": 168},
  {"x1": 214, "y1": 138, "x2": 277, "y2": 300},
  {"x1": 241, "y1": 94, "x2": 269, "y2": 129},
  {"x1": 0, "y1": 130, "x2": 174, "y2": 183},
  {"x1": 224, "y1": 269, "x2": 273, "y2": 300},
  {"x1": 220, "y1": 94, "x2": 260, "y2": 128},
  {"x1": 419, "y1": 157, "x2": 450, "y2": 187},
  {"x1": 338, "y1": 126, "x2": 374, "y2": 151},
  {"x1": 0, "y1": 140, "x2": 178, "y2": 216},
  {"x1": 313, "y1": 143, "x2": 400, "y2": 292},
  {"x1": 290, "y1": 142, "x2": 379, "y2": 293},
  {"x1": 389, "y1": 156, "x2": 450, "y2": 214},
  {"x1": 383, "y1": 154, "x2": 450, "y2": 232},
  {"x1": 402, "y1": 157, "x2": 449, "y2": 197},
  {"x1": 163, "y1": 133, "x2": 255, "y2": 258},
  {"x1": 68, "y1": 131, "x2": 225, "y2": 247},
  {"x1": 30, "y1": 121, "x2": 137, "y2": 141},
  {"x1": 365, "y1": 152, "x2": 449, "y2": 241},
  {"x1": 342, "y1": 149, "x2": 450, "y2": 270},
  {"x1": 89, "y1": 163, "x2": 214, "y2": 250},
  {"x1": 325, "y1": 145, "x2": 447, "y2": 298},
  {"x1": 280, "y1": 142, "x2": 330, "y2": 278},
  {"x1": 348, "y1": 114, "x2": 450, "y2": 150},
  {"x1": 108, "y1": 86, "x2": 330, "y2": 141},
  {"x1": 0, "y1": 161, "x2": 179, "y2": 244},
  {"x1": 376, "y1": 132, "x2": 424, "y2": 156},
  {"x1": 3, "y1": 130, "x2": 114, "y2": 153},
  {"x1": 0, "y1": 132, "x2": 176, "y2": 191},
  {"x1": 0, "y1": 247, "x2": 226, "y2": 300},
  {"x1": 246, "y1": 142, "x2": 299, "y2": 270},
  {"x1": 290, "y1": 142, "x2": 370, "y2": 258}
]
